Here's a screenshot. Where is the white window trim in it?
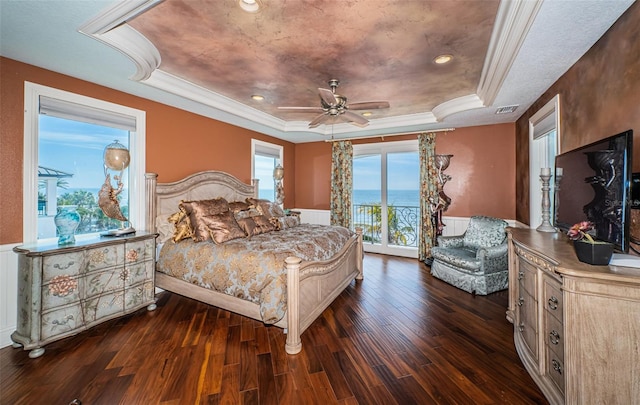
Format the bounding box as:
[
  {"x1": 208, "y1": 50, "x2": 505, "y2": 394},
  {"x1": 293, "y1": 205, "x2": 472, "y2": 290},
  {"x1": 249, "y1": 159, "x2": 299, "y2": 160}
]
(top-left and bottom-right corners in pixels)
[
  {"x1": 23, "y1": 82, "x2": 146, "y2": 243},
  {"x1": 529, "y1": 94, "x2": 561, "y2": 229}
]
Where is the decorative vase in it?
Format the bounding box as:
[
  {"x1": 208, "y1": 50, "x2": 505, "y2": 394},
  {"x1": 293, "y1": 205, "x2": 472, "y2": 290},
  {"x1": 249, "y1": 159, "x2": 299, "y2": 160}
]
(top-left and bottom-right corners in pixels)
[
  {"x1": 573, "y1": 240, "x2": 614, "y2": 265},
  {"x1": 54, "y1": 205, "x2": 80, "y2": 245}
]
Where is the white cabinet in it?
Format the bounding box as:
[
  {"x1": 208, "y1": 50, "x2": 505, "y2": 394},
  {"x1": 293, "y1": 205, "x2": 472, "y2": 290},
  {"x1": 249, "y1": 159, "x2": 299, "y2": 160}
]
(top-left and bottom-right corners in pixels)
[{"x1": 11, "y1": 232, "x2": 157, "y2": 358}]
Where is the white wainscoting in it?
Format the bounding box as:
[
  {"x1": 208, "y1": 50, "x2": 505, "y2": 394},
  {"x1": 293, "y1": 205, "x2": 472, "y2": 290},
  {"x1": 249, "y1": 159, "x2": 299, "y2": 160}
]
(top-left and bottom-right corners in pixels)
[
  {"x1": 294, "y1": 209, "x2": 331, "y2": 225},
  {"x1": 0, "y1": 243, "x2": 19, "y2": 349}
]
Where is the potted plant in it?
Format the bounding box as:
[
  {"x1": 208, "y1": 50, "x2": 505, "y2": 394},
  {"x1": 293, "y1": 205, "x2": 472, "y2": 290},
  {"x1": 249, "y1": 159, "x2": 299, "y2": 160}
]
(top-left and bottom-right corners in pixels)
[{"x1": 567, "y1": 221, "x2": 614, "y2": 265}]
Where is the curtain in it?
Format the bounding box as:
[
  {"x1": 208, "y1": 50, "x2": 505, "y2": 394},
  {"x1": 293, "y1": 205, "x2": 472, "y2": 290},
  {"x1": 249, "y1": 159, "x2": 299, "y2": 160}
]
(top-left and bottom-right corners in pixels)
[
  {"x1": 330, "y1": 140, "x2": 353, "y2": 228},
  {"x1": 418, "y1": 132, "x2": 439, "y2": 261}
]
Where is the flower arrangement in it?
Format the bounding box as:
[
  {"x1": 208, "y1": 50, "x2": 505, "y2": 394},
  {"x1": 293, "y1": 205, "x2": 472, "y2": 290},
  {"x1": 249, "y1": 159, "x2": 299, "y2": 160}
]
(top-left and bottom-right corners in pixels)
[{"x1": 567, "y1": 221, "x2": 596, "y2": 243}]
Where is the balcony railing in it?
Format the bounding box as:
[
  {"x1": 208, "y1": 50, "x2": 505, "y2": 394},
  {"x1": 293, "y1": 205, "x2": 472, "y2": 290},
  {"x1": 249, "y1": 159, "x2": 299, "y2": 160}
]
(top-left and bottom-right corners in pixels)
[{"x1": 353, "y1": 204, "x2": 419, "y2": 247}]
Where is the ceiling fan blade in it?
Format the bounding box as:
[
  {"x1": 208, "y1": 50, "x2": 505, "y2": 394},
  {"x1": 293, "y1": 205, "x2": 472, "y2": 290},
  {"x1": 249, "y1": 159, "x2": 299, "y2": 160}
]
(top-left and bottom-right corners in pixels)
[
  {"x1": 318, "y1": 88, "x2": 338, "y2": 106},
  {"x1": 342, "y1": 111, "x2": 370, "y2": 127},
  {"x1": 348, "y1": 101, "x2": 390, "y2": 110},
  {"x1": 308, "y1": 113, "x2": 331, "y2": 128},
  {"x1": 278, "y1": 106, "x2": 324, "y2": 112}
]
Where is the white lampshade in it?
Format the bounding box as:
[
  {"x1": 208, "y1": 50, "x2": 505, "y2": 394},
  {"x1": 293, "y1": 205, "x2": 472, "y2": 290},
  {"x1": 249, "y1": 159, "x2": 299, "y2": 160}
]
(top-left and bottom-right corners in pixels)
[{"x1": 104, "y1": 140, "x2": 130, "y2": 171}]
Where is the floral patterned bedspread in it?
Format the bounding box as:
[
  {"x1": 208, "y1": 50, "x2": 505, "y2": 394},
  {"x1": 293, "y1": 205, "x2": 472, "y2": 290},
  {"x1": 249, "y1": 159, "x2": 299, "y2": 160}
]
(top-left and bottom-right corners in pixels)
[{"x1": 157, "y1": 224, "x2": 353, "y2": 324}]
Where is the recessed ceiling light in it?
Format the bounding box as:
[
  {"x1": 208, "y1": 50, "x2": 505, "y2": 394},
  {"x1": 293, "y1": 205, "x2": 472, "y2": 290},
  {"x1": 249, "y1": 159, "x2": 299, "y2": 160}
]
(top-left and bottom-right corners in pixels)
[
  {"x1": 251, "y1": 94, "x2": 264, "y2": 101},
  {"x1": 239, "y1": 0, "x2": 261, "y2": 13},
  {"x1": 362, "y1": 112, "x2": 372, "y2": 117},
  {"x1": 434, "y1": 54, "x2": 453, "y2": 64}
]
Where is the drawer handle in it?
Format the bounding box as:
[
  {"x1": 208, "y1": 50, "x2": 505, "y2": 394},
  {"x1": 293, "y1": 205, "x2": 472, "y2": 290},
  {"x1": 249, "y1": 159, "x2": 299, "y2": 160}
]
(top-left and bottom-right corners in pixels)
[
  {"x1": 518, "y1": 323, "x2": 525, "y2": 332},
  {"x1": 517, "y1": 297, "x2": 524, "y2": 307},
  {"x1": 549, "y1": 330, "x2": 560, "y2": 345},
  {"x1": 518, "y1": 271, "x2": 524, "y2": 280},
  {"x1": 548, "y1": 296, "x2": 558, "y2": 310},
  {"x1": 552, "y1": 359, "x2": 563, "y2": 375}
]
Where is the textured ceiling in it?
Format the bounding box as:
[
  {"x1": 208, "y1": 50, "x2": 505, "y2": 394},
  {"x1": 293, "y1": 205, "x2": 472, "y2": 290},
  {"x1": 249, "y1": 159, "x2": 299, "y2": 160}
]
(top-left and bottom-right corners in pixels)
[
  {"x1": 0, "y1": 0, "x2": 635, "y2": 142},
  {"x1": 128, "y1": 0, "x2": 499, "y2": 122}
]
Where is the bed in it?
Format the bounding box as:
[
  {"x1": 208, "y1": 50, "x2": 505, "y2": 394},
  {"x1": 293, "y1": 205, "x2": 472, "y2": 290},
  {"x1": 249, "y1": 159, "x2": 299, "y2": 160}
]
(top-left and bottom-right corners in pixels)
[{"x1": 144, "y1": 170, "x2": 363, "y2": 354}]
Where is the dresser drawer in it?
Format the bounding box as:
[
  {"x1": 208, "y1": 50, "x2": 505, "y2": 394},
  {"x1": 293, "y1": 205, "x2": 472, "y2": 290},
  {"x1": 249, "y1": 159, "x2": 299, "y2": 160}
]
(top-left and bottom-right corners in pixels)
[
  {"x1": 125, "y1": 280, "x2": 155, "y2": 310},
  {"x1": 85, "y1": 244, "x2": 124, "y2": 272},
  {"x1": 517, "y1": 290, "x2": 538, "y2": 358},
  {"x1": 125, "y1": 260, "x2": 154, "y2": 286},
  {"x1": 84, "y1": 266, "x2": 125, "y2": 298},
  {"x1": 543, "y1": 277, "x2": 563, "y2": 320},
  {"x1": 41, "y1": 274, "x2": 81, "y2": 309},
  {"x1": 518, "y1": 259, "x2": 537, "y2": 296},
  {"x1": 125, "y1": 239, "x2": 155, "y2": 264},
  {"x1": 545, "y1": 312, "x2": 564, "y2": 360},
  {"x1": 83, "y1": 291, "x2": 124, "y2": 324},
  {"x1": 546, "y1": 348, "x2": 565, "y2": 394},
  {"x1": 42, "y1": 251, "x2": 84, "y2": 283},
  {"x1": 40, "y1": 303, "x2": 83, "y2": 340}
]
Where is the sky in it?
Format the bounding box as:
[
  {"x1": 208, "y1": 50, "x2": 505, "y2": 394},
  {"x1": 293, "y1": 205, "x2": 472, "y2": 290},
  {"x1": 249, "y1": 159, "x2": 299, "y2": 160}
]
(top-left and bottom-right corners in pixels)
[
  {"x1": 39, "y1": 115, "x2": 128, "y2": 189},
  {"x1": 354, "y1": 151, "x2": 419, "y2": 190}
]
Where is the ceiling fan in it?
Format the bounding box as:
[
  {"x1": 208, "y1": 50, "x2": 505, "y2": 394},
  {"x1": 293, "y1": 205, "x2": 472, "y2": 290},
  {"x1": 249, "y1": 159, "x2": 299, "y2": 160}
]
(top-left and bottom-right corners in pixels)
[{"x1": 278, "y1": 79, "x2": 390, "y2": 128}]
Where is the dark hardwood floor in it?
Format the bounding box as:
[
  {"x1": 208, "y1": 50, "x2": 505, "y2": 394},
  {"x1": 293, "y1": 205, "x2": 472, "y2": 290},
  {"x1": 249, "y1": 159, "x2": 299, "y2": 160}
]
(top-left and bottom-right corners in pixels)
[{"x1": 1, "y1": 254, "x2": 547, "y2": 404}]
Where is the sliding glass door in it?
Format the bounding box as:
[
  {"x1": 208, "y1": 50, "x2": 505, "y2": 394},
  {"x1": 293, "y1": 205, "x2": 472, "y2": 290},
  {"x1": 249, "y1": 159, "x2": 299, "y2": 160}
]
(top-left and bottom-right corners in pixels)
[{"x1": 353, "y1": 140, "x2": 419, "y2": 258}]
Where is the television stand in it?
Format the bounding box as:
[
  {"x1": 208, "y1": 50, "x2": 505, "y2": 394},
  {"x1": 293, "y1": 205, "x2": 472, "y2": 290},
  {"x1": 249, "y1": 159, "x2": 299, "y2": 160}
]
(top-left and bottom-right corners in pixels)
[{"x1": 609, "y1": 253, "x2": 640, "y2": 268}]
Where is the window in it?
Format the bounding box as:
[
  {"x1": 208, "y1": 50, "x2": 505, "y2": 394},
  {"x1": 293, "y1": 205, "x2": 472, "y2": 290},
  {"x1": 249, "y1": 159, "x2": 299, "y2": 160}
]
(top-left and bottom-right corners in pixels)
[
  {"x1": 24, "y1": 82, "x2": 146, "y2": 243},
  {"x1": 353, "y1": 140, "x2": 419, "y2": 258},
  {"x1": 251, "y1": 139, "x2": 282, "y2": 201}
]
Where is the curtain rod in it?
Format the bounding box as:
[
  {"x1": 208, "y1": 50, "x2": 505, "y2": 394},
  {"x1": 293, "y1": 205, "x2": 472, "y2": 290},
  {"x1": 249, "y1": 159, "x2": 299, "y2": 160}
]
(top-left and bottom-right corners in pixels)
[{"x1": 324, "y1": 128, "x2": 455, "y2": 142}]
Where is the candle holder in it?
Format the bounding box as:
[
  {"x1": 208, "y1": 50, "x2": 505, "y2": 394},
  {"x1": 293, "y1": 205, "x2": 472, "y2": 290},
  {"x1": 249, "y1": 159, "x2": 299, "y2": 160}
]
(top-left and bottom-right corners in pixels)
[{"x1": 537, "y1": 169, "x2": 556, "y2": 232}]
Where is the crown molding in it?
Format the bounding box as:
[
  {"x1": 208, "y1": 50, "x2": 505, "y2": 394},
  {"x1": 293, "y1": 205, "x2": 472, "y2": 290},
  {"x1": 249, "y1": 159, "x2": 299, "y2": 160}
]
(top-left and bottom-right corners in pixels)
[
  {"x1": 432, "y1": 94, "x2": 484, "y2": 121},
  {"x1": 476, "y1": 0, "x2": 542, "y2": 106}
]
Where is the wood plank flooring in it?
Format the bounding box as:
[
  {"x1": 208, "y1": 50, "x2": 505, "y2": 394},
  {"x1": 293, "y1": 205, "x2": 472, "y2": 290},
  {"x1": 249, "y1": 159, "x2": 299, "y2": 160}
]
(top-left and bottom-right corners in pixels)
[{"x1": 0, "y1": 254, "x2": 548, "y2": 404}]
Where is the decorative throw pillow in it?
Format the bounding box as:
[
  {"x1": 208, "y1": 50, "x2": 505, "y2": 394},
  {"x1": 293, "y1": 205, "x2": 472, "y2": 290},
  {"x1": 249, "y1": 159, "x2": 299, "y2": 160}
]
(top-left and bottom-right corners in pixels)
[
  {"x1": 246, "y1": 197, "x2": 285, "y2": 220},
  {"x1": 234, "y1": 207, "x2": 262, "y2": 221},
  {"x1": 168, "y1": 208, "x2": 194, "y2": 243},
  {"x1": 236, "y1": 217, "x2": 258, "y2": 238},
  {"x1": 269, "y1": 216, "x2": 283, "y2": 231},
  {"x1": 228, "y1": 200, "x2": 251, "y2": 213},
  {"x1": 252, "y1": 214, "x2": 276, "y2": 233},
  {"x1": 179, "y1": 198, "x2": 230, "y2": 242},
  {"x1": 200, "y1": 211, "x2": 246, "y2": 244},
  {"x1": 282, "y1": 215, "x2": 300, "y2": 229}
]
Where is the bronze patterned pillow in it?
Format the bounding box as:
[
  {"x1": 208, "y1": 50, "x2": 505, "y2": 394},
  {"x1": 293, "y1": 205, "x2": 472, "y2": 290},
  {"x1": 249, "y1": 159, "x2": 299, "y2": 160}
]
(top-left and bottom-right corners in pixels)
[
  {"x1": 234, "y1": 207, "x2": 261, "y2": 221},
  {"x1": 200, "y1": 211, "x2": 246, "y2": 244},
  {"x1": 228, "y1": 200, "x2": 251, "y2": 213},
  {"x1": 179, "y1": 198, "x2": 230, "y2": 242},
  {"x1": 252, "y1": 214, "x2": 276, "y2": 233},
  {"x1": 236, "y1": 217, "x2": 258, "y2": 238},
  {"x1": 246, "y1": 198, "x2": 285, "y2": 220}
]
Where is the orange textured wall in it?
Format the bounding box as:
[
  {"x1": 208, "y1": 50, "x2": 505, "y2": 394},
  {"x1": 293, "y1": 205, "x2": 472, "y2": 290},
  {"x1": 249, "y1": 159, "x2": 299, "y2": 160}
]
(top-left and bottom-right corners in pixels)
[
  {"x1": 515, "y1": 2, "x2": 640, "y2": 225},
  {"x1": 0, "y1": 57, "x2": 294, "y2": 244},
  {"x1": 293, "y1": 124, "x2": 516, "y2": 219}
]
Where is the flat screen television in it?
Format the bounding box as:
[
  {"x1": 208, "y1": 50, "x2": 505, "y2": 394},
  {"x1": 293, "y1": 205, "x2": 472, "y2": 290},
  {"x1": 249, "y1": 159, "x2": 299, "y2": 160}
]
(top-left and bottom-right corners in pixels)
[{"x1": 554, "y1": 129, "x2": 633, "y2": 253}]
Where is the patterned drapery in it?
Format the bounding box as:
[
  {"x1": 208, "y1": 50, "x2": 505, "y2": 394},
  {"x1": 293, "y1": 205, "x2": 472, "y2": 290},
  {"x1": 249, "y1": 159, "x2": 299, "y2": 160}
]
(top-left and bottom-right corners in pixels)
[
  {"x1": 330, "y1": 140, "x2": 353, "y2": 228},
  {"x1": 418, "y1": 133, "x2": 439, "y2": 261}
]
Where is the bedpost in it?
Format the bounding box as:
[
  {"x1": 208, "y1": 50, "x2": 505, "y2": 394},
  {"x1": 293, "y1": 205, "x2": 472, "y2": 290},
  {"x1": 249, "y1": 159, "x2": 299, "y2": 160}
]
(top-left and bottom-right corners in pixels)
[
  {"x1": 145, "y1": 173, "x2": 158, "y2": 233},
  {"x1": 285, "y1": 256, "x2": 302, "y2": 354},
  {"x1": 251, "y1": 178, "x2": 259, "y2": 198},
  {"x1": 355, "y1": 227, "x2": 364, "y2": 280}
]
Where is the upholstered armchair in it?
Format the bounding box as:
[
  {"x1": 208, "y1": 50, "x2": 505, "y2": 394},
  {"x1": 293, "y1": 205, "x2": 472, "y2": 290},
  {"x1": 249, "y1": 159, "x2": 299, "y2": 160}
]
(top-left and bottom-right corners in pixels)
[{"x1": 430, "y1": 215, "x2": 509, "y2": 295}]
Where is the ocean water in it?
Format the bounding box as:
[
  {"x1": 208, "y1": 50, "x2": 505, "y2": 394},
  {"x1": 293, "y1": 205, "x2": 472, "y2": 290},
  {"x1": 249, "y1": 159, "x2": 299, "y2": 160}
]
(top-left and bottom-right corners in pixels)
[{"x1": 354, "y1": 189, "x2": 419, "y2": 207}]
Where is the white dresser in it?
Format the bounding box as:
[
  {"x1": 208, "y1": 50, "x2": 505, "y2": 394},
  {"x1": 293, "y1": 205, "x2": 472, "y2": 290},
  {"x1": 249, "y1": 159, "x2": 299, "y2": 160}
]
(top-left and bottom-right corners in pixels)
[
  {"x1": 11, "y1": 232, "x2": 157, "y2": 358},
  {"x1": 507, "y1": 228, "x2": 640, "y2": 404}
]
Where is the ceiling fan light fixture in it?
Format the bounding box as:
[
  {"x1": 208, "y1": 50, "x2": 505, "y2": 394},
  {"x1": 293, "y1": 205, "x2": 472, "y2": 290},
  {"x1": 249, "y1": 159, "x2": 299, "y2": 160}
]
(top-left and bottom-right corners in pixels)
[
  {"x1": 434, "y1": 54, "x2": 453, "y2": 64},
  {"x1": 362, "y1": 112, "x2": 372, "y2": 117},
  {"x1": 239, "y1": 0, "x2": 261, "y2": 13},
  {"x1": 251, "y1": 94, "x2": 264, "y2": 101}
]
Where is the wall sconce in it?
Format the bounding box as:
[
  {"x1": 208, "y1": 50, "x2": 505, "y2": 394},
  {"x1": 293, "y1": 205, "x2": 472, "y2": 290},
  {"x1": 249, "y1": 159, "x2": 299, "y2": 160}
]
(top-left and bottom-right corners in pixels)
[{"x1": 273, "y1": 164, "x2": 284, "y2": 205}]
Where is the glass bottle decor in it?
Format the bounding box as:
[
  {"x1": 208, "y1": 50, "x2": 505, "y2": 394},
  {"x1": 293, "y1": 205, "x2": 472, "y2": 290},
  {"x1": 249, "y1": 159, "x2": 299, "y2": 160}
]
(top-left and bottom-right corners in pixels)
[{"x1": 54, "y1": 205, "x2": 80, "y2": 245}]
